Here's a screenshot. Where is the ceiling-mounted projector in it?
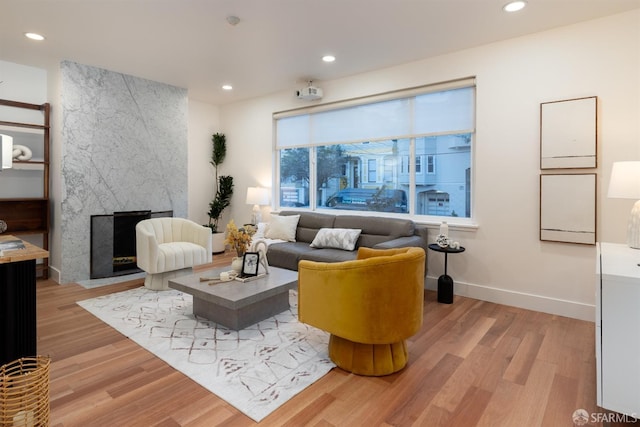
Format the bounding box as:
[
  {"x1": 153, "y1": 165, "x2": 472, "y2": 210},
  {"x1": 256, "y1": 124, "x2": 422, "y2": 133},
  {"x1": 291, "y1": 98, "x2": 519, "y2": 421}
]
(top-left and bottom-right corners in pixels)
[{"x1": 296, "y1": 85, "x2": 323, "y2": 100}]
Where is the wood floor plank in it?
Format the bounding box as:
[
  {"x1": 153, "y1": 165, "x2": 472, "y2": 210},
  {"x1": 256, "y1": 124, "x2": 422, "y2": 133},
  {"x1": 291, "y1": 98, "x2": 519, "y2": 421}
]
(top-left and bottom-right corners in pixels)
[
  {"x1": 541, "y1": 373, "x2": 580, "y2": 427},
  {"x1": 430, "y1": 343, "x2": 493, "y2": 412},
  {"x1": 446, "y1": 315, "x2": 496, "y2": 359},
  {"x1": 32, "y1": 251, "x2": 618, "y2": 426},
  {"x1": 410, "y1": 403, "x2": 451, "y2": 427},
  {"x1": 381, "y1": 353, "x2": 463, "y2": 426},
  {"x1": 277, "y1": 393, "x2": 336, "y2": 427},
  {"x1": 502, "y1": 359, "x2": 557, "y2": 426},
  {"x1": 502, "y1": 331, "x2": 544, "y2": 385},
  {"x1": 474, "y1": 379, "x2": 523, "y2": 427},
  {"x1": 444, "y1": 386, "x2": 493, "y2": 427}
]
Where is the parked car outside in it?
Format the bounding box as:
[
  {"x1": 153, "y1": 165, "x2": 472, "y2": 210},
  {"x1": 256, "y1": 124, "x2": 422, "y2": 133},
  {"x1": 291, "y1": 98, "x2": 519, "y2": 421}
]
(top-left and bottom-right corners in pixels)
[{"x1": 325, "y1": 188, "x2": 408, "y2": 213}]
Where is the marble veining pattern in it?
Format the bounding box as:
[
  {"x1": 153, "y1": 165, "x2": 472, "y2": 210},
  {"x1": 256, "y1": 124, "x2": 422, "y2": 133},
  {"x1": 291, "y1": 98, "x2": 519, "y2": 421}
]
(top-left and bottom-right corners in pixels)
[{"x1": 60, "y1": 61, "x2": 188, "y2": 283}]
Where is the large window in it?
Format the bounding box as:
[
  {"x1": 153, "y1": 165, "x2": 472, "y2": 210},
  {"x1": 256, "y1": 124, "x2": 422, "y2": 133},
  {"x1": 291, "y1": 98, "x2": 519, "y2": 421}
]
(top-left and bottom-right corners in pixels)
[
  {"x1": 275, "y1": 79, "x2": 475, "y2": 219},
  {"x1": 279, "y1": 147, "x2": 310, "y2": 208}
]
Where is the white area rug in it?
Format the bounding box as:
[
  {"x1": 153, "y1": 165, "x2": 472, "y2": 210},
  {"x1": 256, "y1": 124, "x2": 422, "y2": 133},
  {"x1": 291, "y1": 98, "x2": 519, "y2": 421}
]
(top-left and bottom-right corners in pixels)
[{"x1": 77, "y1": 287, "x2": 335, "y2": 422}]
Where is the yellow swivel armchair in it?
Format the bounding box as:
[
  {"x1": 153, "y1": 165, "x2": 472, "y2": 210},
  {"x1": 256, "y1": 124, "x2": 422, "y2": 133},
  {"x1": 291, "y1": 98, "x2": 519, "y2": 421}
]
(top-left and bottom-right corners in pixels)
[{"x1": 298, "y1": 247, "x2": 425, "y2": 376}]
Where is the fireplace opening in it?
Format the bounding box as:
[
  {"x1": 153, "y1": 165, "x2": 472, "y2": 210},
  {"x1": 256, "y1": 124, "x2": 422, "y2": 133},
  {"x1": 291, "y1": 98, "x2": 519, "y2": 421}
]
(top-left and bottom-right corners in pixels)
[
  {"x1": 113, "y1": 210, "x2": 151, "y2": 272},
  {"x1": 90, "y1": 210, "x2": 172, "y2": 279}
]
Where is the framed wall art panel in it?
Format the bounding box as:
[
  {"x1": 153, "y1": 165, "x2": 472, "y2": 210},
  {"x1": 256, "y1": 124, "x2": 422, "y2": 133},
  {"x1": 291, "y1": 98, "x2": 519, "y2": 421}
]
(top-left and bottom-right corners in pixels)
[
  {"x1": 540, "y1": 96, "x2": 597, "y2": 169},
  {"x1": 540, "y1": 173, "x2": 596, "y2": 245}
]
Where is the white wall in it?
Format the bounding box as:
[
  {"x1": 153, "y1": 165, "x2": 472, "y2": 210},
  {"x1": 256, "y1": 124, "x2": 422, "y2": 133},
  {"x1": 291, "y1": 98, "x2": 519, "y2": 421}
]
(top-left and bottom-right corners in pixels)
[
  {"x1": 188, "y1": 99, "x2": 221, "y2": 226},
  {"x1": 220, "y1": 96, "x2": 277, "y2": 226},
  {"x1": 218, "y1": 10, "x2": 640, "y2": 321},
  {"x1": 0, "y1": 60, "x2": 47, "y2": 103}
]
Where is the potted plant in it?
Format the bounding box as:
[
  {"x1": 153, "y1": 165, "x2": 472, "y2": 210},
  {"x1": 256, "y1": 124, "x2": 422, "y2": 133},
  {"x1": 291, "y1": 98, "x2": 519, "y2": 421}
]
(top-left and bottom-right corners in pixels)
[{"x1": 207, "y1": 132, "x2": 233, "y2": 253}]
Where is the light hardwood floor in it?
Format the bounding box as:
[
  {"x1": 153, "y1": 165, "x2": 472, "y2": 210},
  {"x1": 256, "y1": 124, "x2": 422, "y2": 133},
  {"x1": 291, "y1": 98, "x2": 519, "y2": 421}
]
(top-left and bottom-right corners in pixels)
[{"x1": 35, "y1": 252, "x2": 633, "y2": 426}]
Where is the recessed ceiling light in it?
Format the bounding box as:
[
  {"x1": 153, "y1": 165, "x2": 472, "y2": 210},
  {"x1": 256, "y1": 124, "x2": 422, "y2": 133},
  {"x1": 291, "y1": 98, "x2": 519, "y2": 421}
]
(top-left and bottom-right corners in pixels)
[
  {"x1": 226, "y1": 15, "x2": 240, "y2": 26},
  {"x1": 222, "y1": 85, "x2": 233, "y2": 91},
  {"x1": 322, "y1": 55, "x2": 336, "y2": 63},
  {"x1": 503, "y1": 1, "x2": 526, "y2": 12},
  {"x1": 24, "y1": 32, "x2": 45, "y2": 41}
]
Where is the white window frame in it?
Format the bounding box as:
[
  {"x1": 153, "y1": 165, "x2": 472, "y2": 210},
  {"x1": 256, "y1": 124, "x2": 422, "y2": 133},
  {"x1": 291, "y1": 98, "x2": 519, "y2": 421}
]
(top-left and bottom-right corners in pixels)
[
  {"x1": 273, "y1": 77, "x2": 476, "y2": 224},
  {"x1": 426, "y1": 155, "x2": 435, "y2": 174},
  {"x1": 368, "y1": 159, "x2": 377, "y2": 182}
]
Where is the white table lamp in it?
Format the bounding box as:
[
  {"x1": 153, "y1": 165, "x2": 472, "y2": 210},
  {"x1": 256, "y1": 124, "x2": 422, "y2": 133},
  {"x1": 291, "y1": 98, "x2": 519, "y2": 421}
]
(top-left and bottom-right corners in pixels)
[
  {"x1": 1, "y1": 134, "x2": 13, "y2": 170},
  {"x1": 608, "y1": 161, "x2": 640, "y2": 249},
  {"x1": 246, "y1": 187, "x2": 270, "y2": 225}
]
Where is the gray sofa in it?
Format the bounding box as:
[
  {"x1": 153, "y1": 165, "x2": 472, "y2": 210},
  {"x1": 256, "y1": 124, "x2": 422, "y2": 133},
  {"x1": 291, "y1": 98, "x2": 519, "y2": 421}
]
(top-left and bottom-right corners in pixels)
[{"x1": 265, "y1": 211, "x2": 428, "y2": 271}]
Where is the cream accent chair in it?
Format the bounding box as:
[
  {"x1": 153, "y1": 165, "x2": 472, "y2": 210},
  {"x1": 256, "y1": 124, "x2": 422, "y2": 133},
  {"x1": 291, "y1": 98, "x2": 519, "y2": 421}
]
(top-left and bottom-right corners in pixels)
[{"x1": 136, "y1": 218, "x2": 212, "y2": 290}]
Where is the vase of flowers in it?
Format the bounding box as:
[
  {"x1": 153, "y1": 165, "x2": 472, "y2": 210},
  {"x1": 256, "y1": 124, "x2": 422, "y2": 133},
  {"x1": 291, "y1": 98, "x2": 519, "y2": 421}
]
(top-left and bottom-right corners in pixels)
[
  {"x1": 231, "y1": 257, "x2": 243, "y2": 273},
  {"x1": 224, "y1": 220, "x2": 256, "y2": 258}
]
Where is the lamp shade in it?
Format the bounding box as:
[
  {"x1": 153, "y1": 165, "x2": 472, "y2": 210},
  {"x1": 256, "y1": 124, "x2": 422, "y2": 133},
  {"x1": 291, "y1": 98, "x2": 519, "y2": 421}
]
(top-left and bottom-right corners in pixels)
[
  {"x1": 608, "y1": 161, "x2": 640, "y2": 199},
  {"x1": 1, "y1": 134, "x2": 13, "y2": 170},
  {"x1": 608, "y1": 161, "x2": 640, "y2": 249},
  {"x1": 246, "y1": 187, "x2": 270, "y2": 206}
]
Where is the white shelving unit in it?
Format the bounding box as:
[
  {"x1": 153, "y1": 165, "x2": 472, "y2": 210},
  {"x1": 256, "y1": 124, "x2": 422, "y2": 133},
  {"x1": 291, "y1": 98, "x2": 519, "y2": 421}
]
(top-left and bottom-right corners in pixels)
[{"x1": 0, "y1": 99, "x2": 50, "y2": 278}]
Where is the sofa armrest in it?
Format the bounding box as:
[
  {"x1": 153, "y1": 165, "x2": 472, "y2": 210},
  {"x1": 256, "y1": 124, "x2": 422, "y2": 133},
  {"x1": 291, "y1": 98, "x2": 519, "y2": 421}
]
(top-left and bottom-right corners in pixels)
[
  {"x1": 373, "y1": 235, "x2": 427, "y2": 250},
  {"x1": 373, "y1": 235, "x2": 428, "y2": 273}
]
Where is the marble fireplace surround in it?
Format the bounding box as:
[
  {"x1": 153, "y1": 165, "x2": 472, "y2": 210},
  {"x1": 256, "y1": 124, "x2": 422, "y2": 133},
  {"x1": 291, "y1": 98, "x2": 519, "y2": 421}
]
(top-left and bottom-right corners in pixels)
[
  {"x1": 60, "y1": 61, "x2": 188, "y2": 284},
  {"x1": 90, "y1": 210, "x2": 173, "y2": 279}
]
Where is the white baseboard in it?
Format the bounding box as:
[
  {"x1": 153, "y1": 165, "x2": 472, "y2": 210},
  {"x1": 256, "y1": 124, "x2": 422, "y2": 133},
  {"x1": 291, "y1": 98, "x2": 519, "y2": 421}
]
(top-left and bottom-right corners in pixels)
[
  {"x1": 425, "y1": 275, "x2": 595, "y2": 322},
  {"x1": 49, "y1": 266, "x2": 62, "y2": 284}
]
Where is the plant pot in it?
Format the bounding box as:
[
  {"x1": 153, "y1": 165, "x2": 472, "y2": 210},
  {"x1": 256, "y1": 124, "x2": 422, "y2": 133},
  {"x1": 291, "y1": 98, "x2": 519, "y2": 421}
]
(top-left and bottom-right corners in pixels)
[{"x1": 212, "y1": 232, "x2": 226, "y2": 254}]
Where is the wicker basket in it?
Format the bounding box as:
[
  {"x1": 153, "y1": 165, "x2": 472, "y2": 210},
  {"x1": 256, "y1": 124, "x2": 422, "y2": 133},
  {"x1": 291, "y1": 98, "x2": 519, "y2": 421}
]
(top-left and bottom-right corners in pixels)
[{"x1": 0, "y1": 356, "x2": 50, "y2": 427}]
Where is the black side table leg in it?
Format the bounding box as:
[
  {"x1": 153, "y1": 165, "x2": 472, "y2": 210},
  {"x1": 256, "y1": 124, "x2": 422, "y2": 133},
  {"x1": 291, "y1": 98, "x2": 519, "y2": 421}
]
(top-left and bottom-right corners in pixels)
[{"x1": 437, "y1": 274, "x2": 454, "y2": 304}]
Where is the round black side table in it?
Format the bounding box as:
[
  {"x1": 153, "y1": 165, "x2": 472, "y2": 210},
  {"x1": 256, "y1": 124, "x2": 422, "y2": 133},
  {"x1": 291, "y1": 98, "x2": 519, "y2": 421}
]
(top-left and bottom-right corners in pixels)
[{"x1": 428, "y1": 243, "x2": 466, "y2": 304}]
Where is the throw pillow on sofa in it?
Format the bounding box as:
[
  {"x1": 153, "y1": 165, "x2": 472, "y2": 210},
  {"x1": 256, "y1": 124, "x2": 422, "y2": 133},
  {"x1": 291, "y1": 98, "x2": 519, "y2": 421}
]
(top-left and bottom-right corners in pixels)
[
  {"x1": 310, "y1": 228, "x2": 362, "y2": 251},
  {"x1": 265, "y1": 215, "x2": 300, "y2": 242},
  {"x1": 253, "y1": 222, "x2": 268, "y2": 239}
]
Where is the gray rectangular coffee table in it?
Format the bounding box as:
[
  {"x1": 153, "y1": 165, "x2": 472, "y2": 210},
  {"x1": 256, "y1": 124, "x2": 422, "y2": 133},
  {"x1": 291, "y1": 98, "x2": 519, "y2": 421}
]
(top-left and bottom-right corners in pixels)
[{"x1": 168, "y1": 266, "x2": 298, "y2": 330}]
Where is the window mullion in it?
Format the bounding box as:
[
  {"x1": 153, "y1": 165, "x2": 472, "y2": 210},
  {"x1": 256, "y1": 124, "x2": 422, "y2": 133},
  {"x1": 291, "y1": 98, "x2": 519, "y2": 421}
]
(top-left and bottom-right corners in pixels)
[
  {"x1": 408, "y1": 96, "x2": 416, "y2": 216},
  {"x1": 409, "y1": 138, "x2": 416, "y2": 215},
  {"x1": 309, "y1": 147, "x2": 317, "y2": 210}
]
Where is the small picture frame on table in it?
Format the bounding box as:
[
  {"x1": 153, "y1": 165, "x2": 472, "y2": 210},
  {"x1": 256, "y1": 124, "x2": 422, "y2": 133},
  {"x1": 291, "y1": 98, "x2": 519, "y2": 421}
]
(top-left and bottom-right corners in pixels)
[{"x1": 241, "y1": 252, "x2": 260, "y2": 277}]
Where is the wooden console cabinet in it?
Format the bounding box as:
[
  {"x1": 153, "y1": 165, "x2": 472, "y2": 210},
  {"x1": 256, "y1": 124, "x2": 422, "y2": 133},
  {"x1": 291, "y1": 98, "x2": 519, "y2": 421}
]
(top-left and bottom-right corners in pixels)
[
  {"x1": 0, "y1": 99, "x2": 50, "y2": 278},
  {"x1": 596, "y1": 242, "x2": 640, "y2": 416},
  {"x1": 0, "y1": 235, "x2": 49, "y2": 365}
]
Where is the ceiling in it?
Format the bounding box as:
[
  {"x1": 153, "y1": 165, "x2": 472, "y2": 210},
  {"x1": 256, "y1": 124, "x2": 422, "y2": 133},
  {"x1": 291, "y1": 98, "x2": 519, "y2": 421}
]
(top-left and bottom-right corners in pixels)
[{"x1": 2, "y1": 0, "x2": 639, "y2": 105}]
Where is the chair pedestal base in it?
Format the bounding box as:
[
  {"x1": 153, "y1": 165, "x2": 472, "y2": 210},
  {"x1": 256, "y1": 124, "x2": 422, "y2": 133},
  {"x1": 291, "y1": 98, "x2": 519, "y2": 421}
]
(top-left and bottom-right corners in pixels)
[
  {"x1": 144, "y1": 268, "x2": 193, "y2": 291},
  {"x1": 328, "y1": 334, "x2": 409, "y2": 376}
]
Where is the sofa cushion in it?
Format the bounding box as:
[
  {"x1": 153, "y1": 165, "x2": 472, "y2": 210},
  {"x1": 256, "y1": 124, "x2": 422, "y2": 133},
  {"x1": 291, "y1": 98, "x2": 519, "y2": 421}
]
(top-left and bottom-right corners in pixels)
[
  {"x1": 334, "y1": 215, "x2": 415, "y2": 247},
  {"x1": 266, "y1": 242, "x2": 318, "y2": 271},
  {"x1": 299, "y1": 248, "x2": 357, "y2": 264},
  {"x1": 253, "y1": 222, "x2": 268, "y2": 239},
  {"x1": 266, "y1": 241, "x2": 360, "y2": 271},
  {"x1": 280, "y1": 211, "x2": 335, "y2": 243},
  {"x1": 265, "y1": 214, "x2": 300, "y2": 241},
  {"x1": 310, "y1": 228, "x2": 362, "y2": 251}
]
